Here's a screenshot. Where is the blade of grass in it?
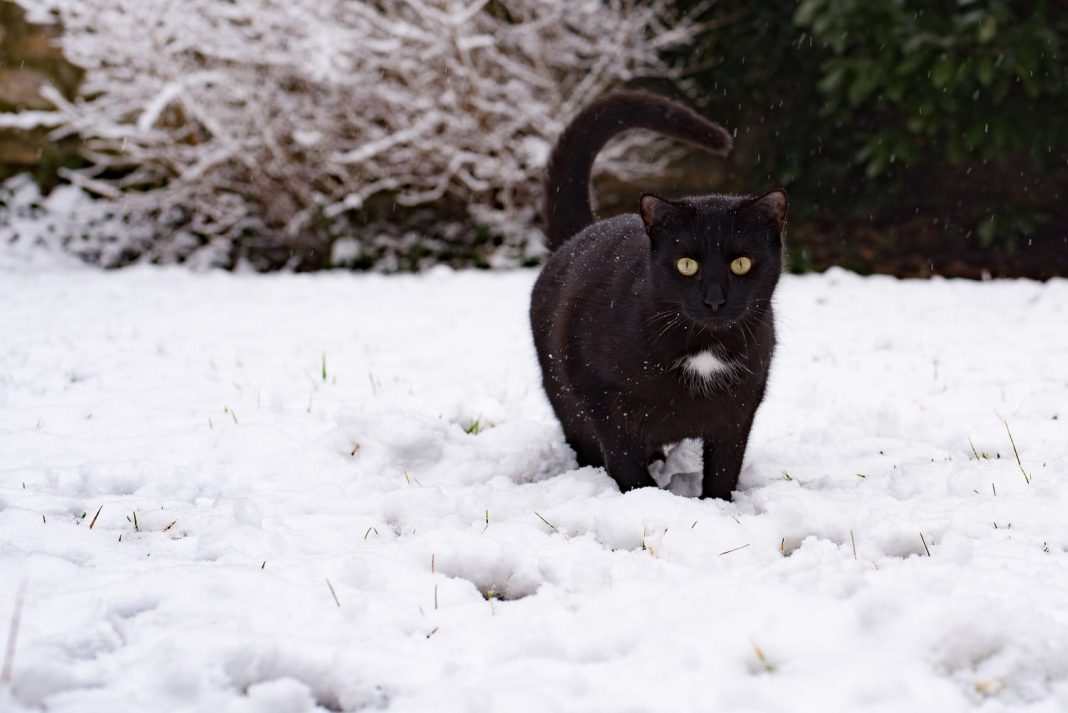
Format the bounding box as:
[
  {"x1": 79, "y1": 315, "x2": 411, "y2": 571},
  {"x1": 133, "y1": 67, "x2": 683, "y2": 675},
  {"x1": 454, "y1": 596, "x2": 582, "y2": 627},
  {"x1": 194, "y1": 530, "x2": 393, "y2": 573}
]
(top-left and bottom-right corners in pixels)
[
  {"x1": 325, "y1": 579, "x2": 340, "y2": 607},
  {"x1": 1002, "y1": 420, "x2": 1030, "y2": 484},
  {"x1": 534, "y1": 512, "x2": 557, "y2": 532},
  {"x1": 1, "y1": 580, "x2": 26, "y2": 684}
]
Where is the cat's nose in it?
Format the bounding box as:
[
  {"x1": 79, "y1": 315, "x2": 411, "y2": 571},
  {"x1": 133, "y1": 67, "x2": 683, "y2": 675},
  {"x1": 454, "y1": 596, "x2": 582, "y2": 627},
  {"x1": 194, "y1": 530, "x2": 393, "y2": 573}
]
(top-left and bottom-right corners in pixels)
[{"x1": 704, "y1": 285, "x2": 726, "y2": 312}]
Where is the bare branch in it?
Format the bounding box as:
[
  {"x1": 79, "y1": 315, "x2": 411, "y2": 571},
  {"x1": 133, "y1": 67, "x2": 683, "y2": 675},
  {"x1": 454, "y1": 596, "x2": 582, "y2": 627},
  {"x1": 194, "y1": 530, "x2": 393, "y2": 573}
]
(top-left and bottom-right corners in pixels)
[{"x1": 11, "y1": 0, "x2": 698, "y2": 267}]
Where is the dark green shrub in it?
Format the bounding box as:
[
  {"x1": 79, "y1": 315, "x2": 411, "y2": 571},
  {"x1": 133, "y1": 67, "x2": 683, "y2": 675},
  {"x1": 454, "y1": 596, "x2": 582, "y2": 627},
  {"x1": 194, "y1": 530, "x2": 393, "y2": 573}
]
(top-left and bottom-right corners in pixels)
[
  {"x1": 670, "y1": 0, "x2": 1068, "y2": 254},
  {"x1": 796, "y1": 0, "x2": 1068, "y2": 177}
]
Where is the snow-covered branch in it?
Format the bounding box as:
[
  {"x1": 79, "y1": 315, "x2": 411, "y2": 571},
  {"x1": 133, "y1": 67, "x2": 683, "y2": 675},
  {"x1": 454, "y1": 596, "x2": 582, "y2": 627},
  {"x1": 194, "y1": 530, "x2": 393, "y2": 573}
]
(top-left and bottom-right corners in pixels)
[{"x1": 13, "y1": 0, "x2": 696, "y2": 268}]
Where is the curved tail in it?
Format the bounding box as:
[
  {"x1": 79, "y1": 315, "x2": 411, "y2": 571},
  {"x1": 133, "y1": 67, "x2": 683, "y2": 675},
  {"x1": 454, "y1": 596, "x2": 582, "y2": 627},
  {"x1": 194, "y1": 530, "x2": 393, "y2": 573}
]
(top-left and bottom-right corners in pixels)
[{"x1": 543, "y1": 91, "x2": 733, "y2": 252}]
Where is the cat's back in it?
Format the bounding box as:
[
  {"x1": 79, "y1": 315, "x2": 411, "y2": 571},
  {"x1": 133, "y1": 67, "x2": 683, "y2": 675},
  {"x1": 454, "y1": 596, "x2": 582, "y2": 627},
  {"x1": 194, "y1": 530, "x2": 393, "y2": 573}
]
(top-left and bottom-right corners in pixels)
[
  {"x1": 533, "y1": 213, "x2": 646, "y2": 303},
  {"x1": 530, "y1": 213, "x2": 648, "y2": 370}
]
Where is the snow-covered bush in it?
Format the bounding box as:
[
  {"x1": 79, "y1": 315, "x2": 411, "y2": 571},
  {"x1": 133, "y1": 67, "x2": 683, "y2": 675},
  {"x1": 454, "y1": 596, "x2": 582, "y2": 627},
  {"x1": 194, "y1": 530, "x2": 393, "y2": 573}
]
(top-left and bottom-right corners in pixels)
[{"x1": 12, "y1": 0, "x2": 698, "y2": 269}]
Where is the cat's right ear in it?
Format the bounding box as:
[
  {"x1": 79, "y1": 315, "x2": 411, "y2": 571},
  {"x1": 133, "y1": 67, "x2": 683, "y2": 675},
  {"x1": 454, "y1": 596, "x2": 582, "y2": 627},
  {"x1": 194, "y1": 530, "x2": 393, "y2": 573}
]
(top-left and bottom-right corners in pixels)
[
  {"x1": 639, "y1": 194, "x2": 676, "y2": 237},
  {"x1": 745, "y1": 190, "x2": 788, "y2": 236}
]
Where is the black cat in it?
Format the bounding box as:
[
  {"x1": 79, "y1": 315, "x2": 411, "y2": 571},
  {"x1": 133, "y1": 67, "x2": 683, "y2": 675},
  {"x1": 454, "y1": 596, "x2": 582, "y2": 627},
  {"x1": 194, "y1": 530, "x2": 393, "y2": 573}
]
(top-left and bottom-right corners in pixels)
[{"x1": 530, "y1": 91, "x2": 787, "y2": 500}]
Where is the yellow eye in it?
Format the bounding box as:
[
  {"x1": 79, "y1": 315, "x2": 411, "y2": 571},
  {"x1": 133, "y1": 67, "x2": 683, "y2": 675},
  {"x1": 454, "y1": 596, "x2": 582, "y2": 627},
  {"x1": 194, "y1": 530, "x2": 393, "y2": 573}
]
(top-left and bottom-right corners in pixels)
[
  {"x1": 676, "y1": 257, "x2": 699, "y2": 276},
  {"x1": 730, "y1": 256, "x2": 753, "y2": 275}
]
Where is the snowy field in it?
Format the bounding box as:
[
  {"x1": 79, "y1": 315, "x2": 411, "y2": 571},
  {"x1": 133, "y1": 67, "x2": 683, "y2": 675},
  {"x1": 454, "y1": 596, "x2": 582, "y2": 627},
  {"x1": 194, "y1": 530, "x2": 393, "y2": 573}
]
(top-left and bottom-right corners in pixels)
[{"x1": 1, "y1": 252, "x2": 1067, "y2": 713}]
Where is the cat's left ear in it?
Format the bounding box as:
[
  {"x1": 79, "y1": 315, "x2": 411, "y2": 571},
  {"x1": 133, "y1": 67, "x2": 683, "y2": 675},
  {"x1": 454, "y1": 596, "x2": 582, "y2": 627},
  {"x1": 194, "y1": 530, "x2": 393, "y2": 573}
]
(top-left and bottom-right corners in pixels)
[
  {"x1": 745, "y1": 190, "x2": 788, "y2": 236},
  {"x1": 639, "y1": 194, "x2": 677, "y2": 237}
]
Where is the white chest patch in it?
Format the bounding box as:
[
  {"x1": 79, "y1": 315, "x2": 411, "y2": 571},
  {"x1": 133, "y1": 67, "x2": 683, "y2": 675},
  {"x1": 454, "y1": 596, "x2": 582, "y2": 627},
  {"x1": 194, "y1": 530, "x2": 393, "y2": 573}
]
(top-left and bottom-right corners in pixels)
[
  {"x1": 678, "y1": 349, "x2": 740, "y2": 394},
  {"x1": 684, "y1": 350, "x2": 732, "y2": 379}
]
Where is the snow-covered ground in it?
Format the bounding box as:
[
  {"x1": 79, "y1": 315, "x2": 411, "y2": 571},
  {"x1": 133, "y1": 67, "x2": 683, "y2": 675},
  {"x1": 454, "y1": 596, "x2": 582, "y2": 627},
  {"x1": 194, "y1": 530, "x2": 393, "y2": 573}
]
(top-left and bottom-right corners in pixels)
[{"x1": 1, "y1": 254, "x2": 1067, "y2": 712}]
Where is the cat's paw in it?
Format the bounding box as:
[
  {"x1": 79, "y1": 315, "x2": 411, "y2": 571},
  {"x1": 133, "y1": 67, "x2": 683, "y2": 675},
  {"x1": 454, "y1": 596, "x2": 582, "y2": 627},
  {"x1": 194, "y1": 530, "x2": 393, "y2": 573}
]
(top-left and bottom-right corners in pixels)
[{"x1": 663, "y1": 471, "x2": 702, "y2": 497}]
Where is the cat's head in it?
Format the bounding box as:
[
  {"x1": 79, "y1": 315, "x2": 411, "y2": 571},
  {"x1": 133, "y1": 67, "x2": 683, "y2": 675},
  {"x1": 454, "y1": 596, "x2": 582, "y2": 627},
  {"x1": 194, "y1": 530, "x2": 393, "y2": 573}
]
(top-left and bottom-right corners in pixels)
[{"x1": 640, "y1": 191, "x2": 786, "y2": 328}]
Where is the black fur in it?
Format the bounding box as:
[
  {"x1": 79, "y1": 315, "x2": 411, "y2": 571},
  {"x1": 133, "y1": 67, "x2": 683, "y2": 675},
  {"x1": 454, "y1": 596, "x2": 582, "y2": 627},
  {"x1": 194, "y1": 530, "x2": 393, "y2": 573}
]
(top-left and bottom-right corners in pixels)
[
  {"x1": 531, "y1": 92, "x2": 786, "y2": 499},
  {"x1": 543, "y1": 91, "x2": 732, "y2": 252}
]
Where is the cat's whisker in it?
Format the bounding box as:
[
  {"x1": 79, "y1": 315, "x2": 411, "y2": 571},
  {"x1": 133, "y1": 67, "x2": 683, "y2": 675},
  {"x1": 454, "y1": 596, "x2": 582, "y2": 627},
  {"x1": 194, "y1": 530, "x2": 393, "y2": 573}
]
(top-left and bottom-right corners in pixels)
[
  {"x1": 643, "y1": 309, "x2": 680, "y2": 331},
  {"x1": 649, "y1": 314, "x2": 683, "y2": 351},
  {"x1": 736, "y1": 318, "x2": 753, "y2": 354}
]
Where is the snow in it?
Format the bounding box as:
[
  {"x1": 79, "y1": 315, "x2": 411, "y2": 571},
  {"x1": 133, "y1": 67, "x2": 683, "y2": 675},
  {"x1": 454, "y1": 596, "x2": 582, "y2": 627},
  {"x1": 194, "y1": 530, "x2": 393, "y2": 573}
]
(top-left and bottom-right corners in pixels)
[
  {"x1": 0, "y1": 112, "x2": 64, "y2": 130},
  {"x1": 1, "y1": 256, "x2": 1067, "y2": 712}
]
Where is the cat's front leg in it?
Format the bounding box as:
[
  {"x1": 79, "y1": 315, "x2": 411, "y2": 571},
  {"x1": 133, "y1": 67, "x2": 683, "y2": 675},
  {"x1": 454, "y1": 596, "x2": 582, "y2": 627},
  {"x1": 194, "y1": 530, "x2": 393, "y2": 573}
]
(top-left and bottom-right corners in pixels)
[
  {"x1": 601, "y1": 436, "x2": 658, "y2": 493},
  {"x1": 701, "y1": 429, "x2": 751, "y2": 500}
]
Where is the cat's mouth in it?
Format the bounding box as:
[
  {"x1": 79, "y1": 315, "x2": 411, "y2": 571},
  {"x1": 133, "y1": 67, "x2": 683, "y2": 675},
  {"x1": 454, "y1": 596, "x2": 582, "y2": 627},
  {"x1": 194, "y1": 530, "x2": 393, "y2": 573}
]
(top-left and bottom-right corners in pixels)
[{"x1": 683, "y1": 308, "x2": 747, "y2": 330}]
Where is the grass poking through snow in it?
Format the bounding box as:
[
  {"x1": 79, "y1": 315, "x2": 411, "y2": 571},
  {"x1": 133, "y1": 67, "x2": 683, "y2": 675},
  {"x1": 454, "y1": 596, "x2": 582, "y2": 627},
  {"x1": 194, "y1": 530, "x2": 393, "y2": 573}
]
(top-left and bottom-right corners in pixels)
[
  {"x1": 1, "y1": 581, "x2": 26, "y2": 685},
  {"x1": 325, "y1": 579, "x2": 340, "y2": 608},
  {"x1": 752, "y1": 644, "x2": 774, "y2": 673},
  {"x1": 1002, "y1": 419, "x2": 1031, "y2": 484},
  {"x1": 89, "y1": 505, "x2": 103, "y2": 530},
  {"x1": 534, "y1": 512, "x2": 557, "y2": 532}
]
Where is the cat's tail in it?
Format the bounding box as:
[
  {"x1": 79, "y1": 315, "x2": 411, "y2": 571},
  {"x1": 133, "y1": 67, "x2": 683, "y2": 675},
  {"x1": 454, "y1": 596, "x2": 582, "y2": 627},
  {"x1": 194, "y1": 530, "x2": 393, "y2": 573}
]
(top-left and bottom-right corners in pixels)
[{"x1": 543, "y1": 91, "x2": 733, "y2": 252}]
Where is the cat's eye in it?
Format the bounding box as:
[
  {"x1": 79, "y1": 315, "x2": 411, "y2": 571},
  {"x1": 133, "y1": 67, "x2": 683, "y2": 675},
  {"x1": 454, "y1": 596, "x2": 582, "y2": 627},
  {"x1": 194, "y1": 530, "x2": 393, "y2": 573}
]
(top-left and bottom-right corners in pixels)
[
  {"x1": 730, "y1": 256, "x2": 753, "y2": 276},
  {"x1": 676, "y1": 257, "x2": 699, "y2": 276}
]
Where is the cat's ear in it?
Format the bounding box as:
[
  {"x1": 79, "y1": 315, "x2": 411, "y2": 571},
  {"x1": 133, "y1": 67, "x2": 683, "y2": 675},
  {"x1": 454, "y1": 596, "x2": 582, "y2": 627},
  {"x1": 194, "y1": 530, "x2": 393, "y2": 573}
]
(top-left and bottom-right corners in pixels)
[
  {"x1": 639, "y1": 194, "x2": 677, "y2": 236},
  {"x1": 745, "y1": 190, "x2": 788, "y2": 235}
]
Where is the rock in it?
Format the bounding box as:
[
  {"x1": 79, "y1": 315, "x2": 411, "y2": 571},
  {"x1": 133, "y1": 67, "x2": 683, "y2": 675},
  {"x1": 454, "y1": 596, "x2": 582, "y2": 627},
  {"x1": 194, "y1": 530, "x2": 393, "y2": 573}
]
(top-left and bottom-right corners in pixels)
[
  {"x1": 0, "y1": 68, "x2": 54, "y2": 110},
  {"x1": 0, "y1": 0, "x2": 83, "y2": 182},
  {"x1": 0, "y1": 128, "x2": 47, "y2": 165}
]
